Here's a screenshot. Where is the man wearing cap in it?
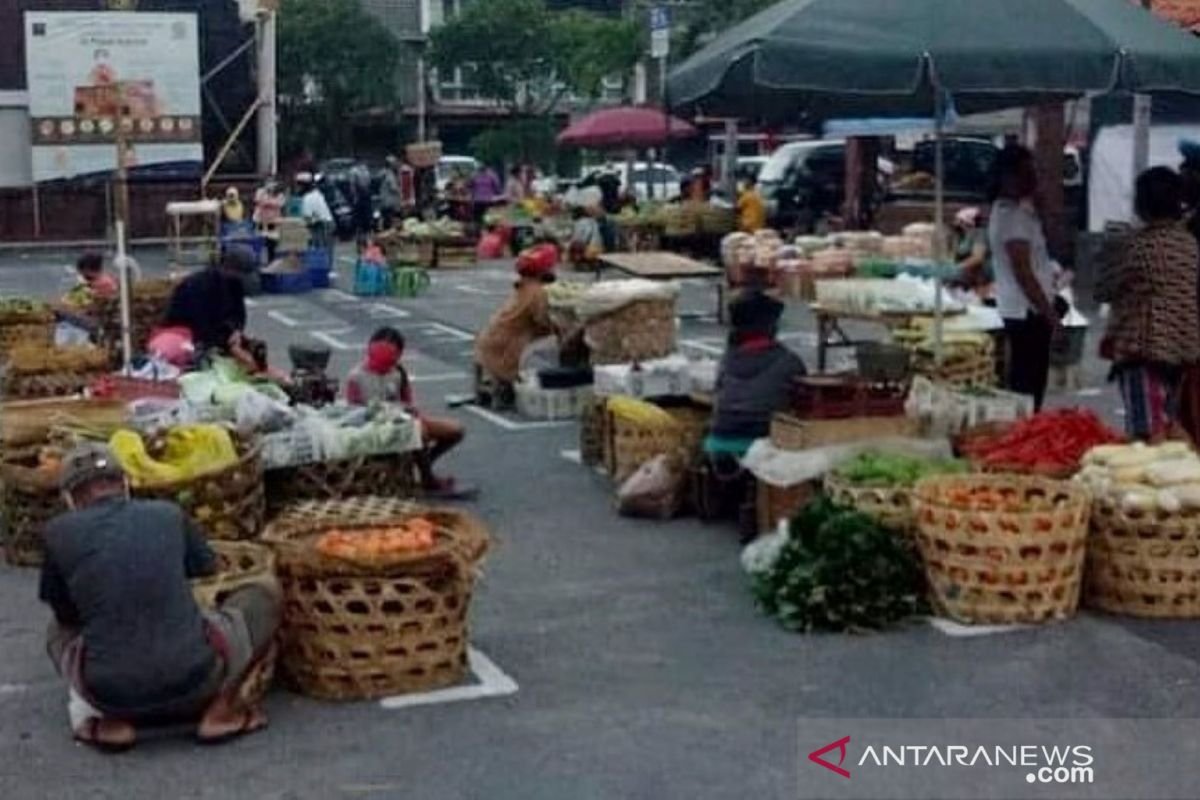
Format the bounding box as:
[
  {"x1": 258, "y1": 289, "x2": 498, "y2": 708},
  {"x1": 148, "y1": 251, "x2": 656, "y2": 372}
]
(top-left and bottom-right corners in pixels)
[{"x1": 40, "y1": 444, "x2": 281, "y2": 751}]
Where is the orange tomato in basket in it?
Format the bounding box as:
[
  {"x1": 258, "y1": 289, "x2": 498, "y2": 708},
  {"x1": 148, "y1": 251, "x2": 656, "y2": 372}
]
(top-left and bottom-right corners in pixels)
[{"x1": 315, "y1": 518, "x2": 437, "y2": 560}]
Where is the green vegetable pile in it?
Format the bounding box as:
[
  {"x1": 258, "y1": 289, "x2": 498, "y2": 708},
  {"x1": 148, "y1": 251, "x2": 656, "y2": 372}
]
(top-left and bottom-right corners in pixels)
[
  {"x1": 751, "y1": 497, "x2": 928, "y2": 633},
  {"x1": 835, "y1": 451, "x2": 966, "y2": 488}
]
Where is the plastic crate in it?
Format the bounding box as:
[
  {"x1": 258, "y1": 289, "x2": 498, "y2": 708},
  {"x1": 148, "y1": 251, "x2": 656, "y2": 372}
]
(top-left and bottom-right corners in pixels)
[
  {"x1": 353, "y1": 260, "x2": 393, "y2": 296},
  {"x1": 304, "y1": 248, "x2": 333, "y2": 289},
  {"x1": 261, "y1": 270, "x2": 313, "y2": 294},
  {"x1": 516, "y1": 382, "x2": 593, "y2": 420}
]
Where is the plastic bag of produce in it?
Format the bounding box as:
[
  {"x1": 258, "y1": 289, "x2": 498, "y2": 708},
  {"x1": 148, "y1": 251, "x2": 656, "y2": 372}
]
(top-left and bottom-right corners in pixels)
[
  {"x1": 110, "y1": 424, "x2": 238, "y2": 487},
  {"x1": 235, "y1": 388, "x2": 295, "y2": 434},
  {"x1": 616, "y1": 454, "x2": 684, "y2": 519},
  {"x1": 148, "y1": 326, "x2": 195, "y2": 368},
  {"x1": 741, "y1": 520, "x2": 789, "y2": 577}
]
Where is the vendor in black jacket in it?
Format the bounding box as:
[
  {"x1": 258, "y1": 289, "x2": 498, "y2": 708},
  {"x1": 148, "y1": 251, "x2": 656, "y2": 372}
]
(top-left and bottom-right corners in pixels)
[
  {"x1": 709, "y1": 290, "x2": 807, "y2": 450},
  {"x1": 164, "y1": 247, "x2": 251, "y2": 354}
]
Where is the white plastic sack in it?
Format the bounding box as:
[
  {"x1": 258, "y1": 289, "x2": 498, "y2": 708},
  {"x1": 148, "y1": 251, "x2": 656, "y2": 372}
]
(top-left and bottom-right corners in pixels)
[
  {"x1": 616, "y1": 454, "x2": 684, "y2": 519},
  {"x1": 576, "y1": 279, "x2": 680, "y2": 320},
  {"x1": 741, "y1": 519, "x2": 790, "y2": 577},
  {"x1": 54, "y1": 322, "x2": 92, "y2": 346},
  {"x1": 741, "y1": 436, "x2": 953, "y2": 488},
  {"x1": 235, "y1": 388, "x2": 295, "y2": 434}
]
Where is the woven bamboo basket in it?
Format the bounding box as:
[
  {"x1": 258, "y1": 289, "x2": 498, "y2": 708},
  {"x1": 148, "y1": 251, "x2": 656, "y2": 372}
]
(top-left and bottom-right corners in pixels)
[
  {"x1": 90, "y1": 279, "x2": 176, "y2": 366},
  {"x1": 1086, "y1": 494, "x2": 1200, "y2": 618},
  {"x1": 912, "y1": 475, "x2": 1089, "y2": 624},
  {"x1": 0, "y1": 460, "x2": 64, "y2": 567},
  {"x1": 0, "y1": 305, "x2": 53, "y2": 327},
  {"x1": 263, "y1": 453, "x2": 419, "y2": 513},
  {"x1": 915, "y1": 350, "x2": 996, "y2": 389},
  {"x1": 3, "y1": 371, "x2": 103, "y2": 400},
  {"x1": 585, "y1": 299, "x2": 677, "y2": 366},
  {"x1": 130, "y1": 433, "x2": 265, "y2": 541},
  {"x1": 0, "y1": 323, "x2": 53, "y2": 355},
  {"x1": 192, "y1": 540, "x2": 278, "y2": 609},
  {"x1": 823, "y1": 473, "x2": 916, "y2": 532},
  {"x1": 262, "y1": 499, "x2": 490, "y2": 700},
  {"x1": 769, "y1": 413, "x2": 918, "y2": 451},
  {"x1": 606, "y1": 405, "x2": 709, "y2": 483}
]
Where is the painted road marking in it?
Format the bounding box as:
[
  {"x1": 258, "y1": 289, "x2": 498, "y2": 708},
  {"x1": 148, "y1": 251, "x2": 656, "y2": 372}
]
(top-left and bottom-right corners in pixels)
[
  {"x1": 560, "y1": 449, "x2": 581, "y2": 464},
  {"x1": 0, "y1": 683, "x2": 29, "y2": 697},
  {"x1": 366, "y1": 303, "x2": 410, "y2": 320},
  {"x1": 454, "y1": 284, "x2": 496, "y2": 295},
  {"x1": 244, "y1": 297, "x2": 260, "y2": 308},
  {"x1": 409, "y1": 372, "x2": 467, "y2": 384},
  {"x1": 310, "y1": 329, "x2": 358, "y2": 351},
  {"x1": 324, "y1": 288, "x2": 359, "y2": 302},
  {"x1": 378, "y1": 647, "x2": 517, "y2": 710},
  {"x1": 929, "y1": 618, "x2": 1031, "y2": 637},
  {"x1": 423, "y1": 322, "x2": 476, "y2": 342},
  {"x1": 462, "y1": 403, "x2": 572, "y2": 431},
  {"x1": 267, "y1": 309, "x2": 300, "y2": 328},
  {"x1": 680, "y1": 338, "x2": 723, "y2": 355}
]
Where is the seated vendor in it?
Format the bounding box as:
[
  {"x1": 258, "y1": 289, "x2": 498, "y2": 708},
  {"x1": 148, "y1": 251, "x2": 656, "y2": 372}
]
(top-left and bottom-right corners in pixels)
[
  {"x1": 346, "y1": 327, "x2": 474, "y2": 500},
  {"x1": 568, "y1": 206, "x2": 604, "y2": 267},
  {"x1": 75, "y1": 252, "x2": 119, "y2": 299},
  {"x1": 473, "y1": 247, "x2": 559, "y2": 407},
  {"x1": 708, "y1": 290, "x2": 807, "y2": 455},
  {"x1": 951, "y1": 207, "x2": 994, "y2": 301},
  {"x1": 40, "y1": 443, "x2": 281, "y2": 751}
]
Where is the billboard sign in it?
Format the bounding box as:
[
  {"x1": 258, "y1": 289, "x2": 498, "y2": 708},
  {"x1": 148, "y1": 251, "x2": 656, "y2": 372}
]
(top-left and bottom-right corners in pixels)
[{"x1": 24, "y1": 11, "x2": 202, "y2": 182}]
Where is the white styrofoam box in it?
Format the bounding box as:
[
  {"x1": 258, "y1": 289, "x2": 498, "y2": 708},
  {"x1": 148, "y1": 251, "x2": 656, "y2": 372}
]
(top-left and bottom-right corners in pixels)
[
  {"x1": 516, "y1": 382, "x2": 594, "y2": 420},
  {"x1": 688, "y1": 358, "x2": 719, "y2": 394},
  {"x1": 593, "y1": 354, "x2": 691, "y2": 398}
]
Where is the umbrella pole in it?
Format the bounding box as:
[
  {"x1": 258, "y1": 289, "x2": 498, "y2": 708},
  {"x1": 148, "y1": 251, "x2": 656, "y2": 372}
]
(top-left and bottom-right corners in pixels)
[{"x1": 933, "y1": 90, "x2": 945, "y2": 368}]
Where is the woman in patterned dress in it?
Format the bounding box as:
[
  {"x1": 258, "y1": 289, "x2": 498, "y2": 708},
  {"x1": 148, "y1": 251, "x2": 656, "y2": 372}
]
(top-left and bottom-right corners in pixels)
[{"x1": 1104, "y1": 167, "x2": 1200, "y2": 440}]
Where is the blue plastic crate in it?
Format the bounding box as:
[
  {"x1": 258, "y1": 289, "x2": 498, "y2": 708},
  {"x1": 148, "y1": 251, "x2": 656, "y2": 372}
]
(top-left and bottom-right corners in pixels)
[
  {"x1": 353, "y1": 260, "x2": 393, "y2": 296},
  {"x1": 304, "y1": 248, "x2": 333, "y2": 289},
  {"x1": 261, "y1": 270, "x2": 313, "y2": 294}
]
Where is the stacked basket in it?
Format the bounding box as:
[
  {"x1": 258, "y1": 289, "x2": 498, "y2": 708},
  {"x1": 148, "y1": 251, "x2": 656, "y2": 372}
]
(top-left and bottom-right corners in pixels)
[
  {"x1": 0, "y1": 459, "x2": 66, "y2": 567},
  {"x1": 3, "y1": 344, "x2": 110, "y2": 400},
  {"x1": 0, "y1": 301, "x2": 53, "y2": 356},
  {"x1": 1086, "y1": 494, "x2": 1200, "y2": 618},
  {"x1": 263, "y1": 497, "x2": 489, "y2": 700},
  {"x1": 130, "y1": 432, "x2": 265, "y2": 541},
  {"x1": 823, "y1": 473, "x2": 916, "y2": 532},
  {"x1": 585, "y1": 299, "x2": 677, "y2": 366},
  {"x1": 912, "y1": 475, "x2": 1090, "y2": 624},
  {"x1": 90, "y1": 278, "x2": 176, "y2": 366},
  {"x1": 263, "y1": 453, "x2": 419, "y2": 513}
]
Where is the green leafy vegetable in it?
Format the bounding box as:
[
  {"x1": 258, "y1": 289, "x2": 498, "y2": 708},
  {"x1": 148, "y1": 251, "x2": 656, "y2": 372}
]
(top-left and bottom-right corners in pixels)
[
  {"x1": 835, "y1": 451, "x2": 966, "y2": 488},
  {"x1": 751, "y1": 497, "x2": 928, "y2": 633}
]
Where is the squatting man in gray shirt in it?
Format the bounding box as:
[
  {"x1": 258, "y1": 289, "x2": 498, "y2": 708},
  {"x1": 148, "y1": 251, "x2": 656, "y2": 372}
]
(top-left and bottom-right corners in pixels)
[{"x1": 39, "y1": 442, "x2": 281, "y2": 751}]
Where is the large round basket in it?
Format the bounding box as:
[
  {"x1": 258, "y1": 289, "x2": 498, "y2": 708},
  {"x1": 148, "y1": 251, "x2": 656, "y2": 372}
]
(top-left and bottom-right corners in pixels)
[
  {"x1": 912, "y1": 475, "x2": 1090, "y2": 625},
  {"x1": 0, "y1": 461, "x2": 64, "y2": 567},
  {"x1": 823, "y1": 473, "x2": 915, "y2": 532},
  {"x1": 192, "y1": 540, "x2": 278, "y2": 609},
  {"x1": 263, "y1": 498, "x2": 490, "y2": 700},
  {"x1": 0, "y1": 323, "x2": 53, "y2": 355},
  {"x1": 585, "y1": 299, "x2": 676, "y2": 366},
  {"x1": 130, "y1": 433, "x2": 265, "y2": 541},
  {"x1": 263, "y1": 453, "x2": 419, "y2": 513},
  {"x1": 1086, "y1": 494, "x2": 1200, "y2": 618},
  {"x1": 3, "y1": 371, "x2": 105, "y2": 401},
  {"x1": 191, "y1": 541, "x2": 279, "y2": 704},
  {"x1": 606, "y1": 404, "x2": 709, "y2": 483}
]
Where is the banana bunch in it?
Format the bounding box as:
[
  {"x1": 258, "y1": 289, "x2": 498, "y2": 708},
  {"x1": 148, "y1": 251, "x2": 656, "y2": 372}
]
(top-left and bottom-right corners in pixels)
[{"x1": 607, "y1": 396, "x2": 679, "y2": 428}]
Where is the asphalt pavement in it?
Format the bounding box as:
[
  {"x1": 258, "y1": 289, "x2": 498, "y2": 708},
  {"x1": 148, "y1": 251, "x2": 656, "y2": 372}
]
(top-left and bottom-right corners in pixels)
[{"x1": 0, "y1": 245, "x2": 1188, "y2": 800}]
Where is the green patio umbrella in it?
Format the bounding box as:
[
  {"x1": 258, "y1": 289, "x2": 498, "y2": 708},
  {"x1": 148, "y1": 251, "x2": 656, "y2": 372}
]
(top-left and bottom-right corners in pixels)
[
  {"x1": 669, "y1": 0, "x2": 1200, "y2": 123},
  {"x1": 668, "y1": 0, "x2": 1200, "y2": 364}
]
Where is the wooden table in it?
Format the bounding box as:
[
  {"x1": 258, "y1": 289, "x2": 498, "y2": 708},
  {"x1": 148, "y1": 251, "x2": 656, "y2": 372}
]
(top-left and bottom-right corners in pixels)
[{"x1": 598, "y1": 251, "x2": 726, "y2": 322}]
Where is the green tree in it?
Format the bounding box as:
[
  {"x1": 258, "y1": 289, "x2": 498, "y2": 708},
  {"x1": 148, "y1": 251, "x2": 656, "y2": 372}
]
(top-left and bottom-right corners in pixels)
[
  {"x1": 429, "y1": 0, "x2": 641, "y2": 115},
  {"x1": 277, "y1": 0, "x2": 403, "y2": 158}
]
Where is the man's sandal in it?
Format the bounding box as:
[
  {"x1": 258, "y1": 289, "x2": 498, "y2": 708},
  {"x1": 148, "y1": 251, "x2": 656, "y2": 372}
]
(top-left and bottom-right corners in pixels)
[{"x1": 74, "y1": 718, "x2": 136, "y2": 753}]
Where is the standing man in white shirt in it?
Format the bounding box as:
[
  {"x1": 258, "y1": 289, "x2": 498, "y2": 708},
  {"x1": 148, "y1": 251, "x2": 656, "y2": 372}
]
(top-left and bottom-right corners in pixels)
[
  {"x1": 988, "y1": 145, "x2": 1060, "y2": 410},
  {"x1": 297, "y1": 172, "x2": 334, "y2": 249}
]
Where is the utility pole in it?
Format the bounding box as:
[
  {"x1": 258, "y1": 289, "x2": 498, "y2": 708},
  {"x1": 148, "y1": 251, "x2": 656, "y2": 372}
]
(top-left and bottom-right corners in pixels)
[{"x1": 256, "y1": 6, "x2": 278, "y2": 176}]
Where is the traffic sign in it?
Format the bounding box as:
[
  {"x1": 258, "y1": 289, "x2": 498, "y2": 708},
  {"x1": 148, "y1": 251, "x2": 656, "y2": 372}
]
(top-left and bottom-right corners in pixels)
[{"x1": 650, "y1": 6, "x2": 670, "y2": 59}]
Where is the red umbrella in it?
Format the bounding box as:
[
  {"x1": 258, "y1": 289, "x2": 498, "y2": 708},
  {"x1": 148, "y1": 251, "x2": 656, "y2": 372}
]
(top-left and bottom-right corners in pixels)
[{"x1": 557, "y1": 106, "x2": 697, "y2": 148}]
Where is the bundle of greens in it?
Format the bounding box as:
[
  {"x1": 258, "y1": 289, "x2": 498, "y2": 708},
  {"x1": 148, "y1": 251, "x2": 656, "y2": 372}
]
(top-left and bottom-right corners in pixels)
[
  {"x1": 750, "y1": 497, "x2": 927, "y2": 633},
  {"x1": 834, "y1": 451, "x2": 966, "y2": 488}
]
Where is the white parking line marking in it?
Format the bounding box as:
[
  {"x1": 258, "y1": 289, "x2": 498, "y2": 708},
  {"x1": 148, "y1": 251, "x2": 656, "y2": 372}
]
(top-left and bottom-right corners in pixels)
[
  {"x1": 424, "y1": 322, "x2": 475, "y2": 342},
  {"x1": 325, "y1": 289, "x2": 359, "y2": 302},
  {"x1": 378, "y1": 648, "x2": 517, "y2": 710},
  {"x1": 0, "y1": 683, "x2": 29, "y2": 697},
  {"x1": 462, "y1": 404, "x2": 571, "y2": 431},
  {"x1": 454, "y1": 284, "x2": 494, "y2": 295},
  {"x1": 929, "y1": 618, "x2": 1031, "y2": 637},
  {"x1": 244, "y1": 297, "x2": 260, "y2": 308},
  {"x1": 310, "y1": 330, "x2": 358, "y2": 351},
  {"x1": 680, "y1": 338, "x2": 723, "y2": 355},
  {"x1": 366, "y1": 303, "x2": 410, "y2": 320},
  {"x1": 409, "y1": 372, "x2": 467, "y2": 383},
  {"x1": 267, "y1": 309, "x2": 300, "y2": 328},
  {"x1": 560, "y1": 449, "x2": 582, "y2": 464}
]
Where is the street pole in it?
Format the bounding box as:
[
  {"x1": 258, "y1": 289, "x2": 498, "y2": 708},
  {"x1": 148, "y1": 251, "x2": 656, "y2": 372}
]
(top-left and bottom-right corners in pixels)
[
  {"x1": 256, "y1": 10, "x2": 278, "y2": 177},
  {"x1": 114, "y1": 83, "x2": 130, "y2": 241},
  {"x1": 417, "y1": 56, "x2": 428, "y2": 143}
]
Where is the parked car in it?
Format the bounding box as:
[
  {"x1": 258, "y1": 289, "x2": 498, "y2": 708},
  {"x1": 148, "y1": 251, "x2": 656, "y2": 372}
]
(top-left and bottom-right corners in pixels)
[
  {"x1": 437, "y1": 156, "x2": 481, "y2": 195},
  {"x1": 578, "y1": 162, "x2": 683, "y2": 203},
  {"x1": 758, "y1": 140, "x2": 854, "y2": 231}
]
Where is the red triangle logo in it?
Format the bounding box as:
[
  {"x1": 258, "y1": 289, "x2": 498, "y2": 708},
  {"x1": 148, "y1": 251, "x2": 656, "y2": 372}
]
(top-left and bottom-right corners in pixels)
[{"x1": 808, "y1": 735, "x2": 851, "y2": 779}]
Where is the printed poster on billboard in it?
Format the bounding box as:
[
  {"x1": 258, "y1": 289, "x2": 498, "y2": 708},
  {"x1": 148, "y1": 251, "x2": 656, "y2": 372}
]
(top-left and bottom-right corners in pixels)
[{"x1": 24, "y1": 11, "x2": 203, "y2": 182}]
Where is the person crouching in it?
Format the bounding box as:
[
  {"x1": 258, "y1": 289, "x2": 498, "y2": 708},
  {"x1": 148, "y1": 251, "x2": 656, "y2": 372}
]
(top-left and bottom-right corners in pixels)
[
  {"x1": 40, "y1": 443, "x2": 281, "y2": 751},
  {"x1": 345, "y1": 326, "x2": 475, "y2": 499}
]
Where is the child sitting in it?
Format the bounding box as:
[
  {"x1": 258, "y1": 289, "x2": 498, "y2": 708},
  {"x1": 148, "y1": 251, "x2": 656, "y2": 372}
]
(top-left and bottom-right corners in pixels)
[
  {"x1": 76, "y1": 252, "x2": 119, "y2": 299},
  {"x1": 345, "y1": 327, "x2": 475, "y2": 499}
]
